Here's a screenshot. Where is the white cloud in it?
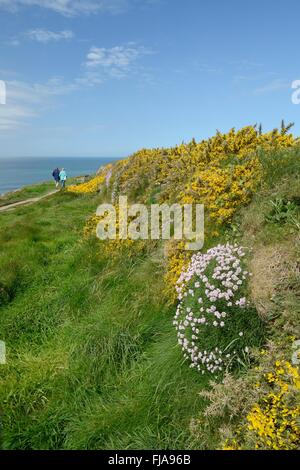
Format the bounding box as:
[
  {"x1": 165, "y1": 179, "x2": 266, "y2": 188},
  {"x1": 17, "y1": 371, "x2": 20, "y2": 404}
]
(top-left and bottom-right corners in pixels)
[
  {"x1": 86, "y1": 45, "x2": 145, "y2": 68},
  {"x1": 254, "y1": 78, "x2": 290, "y2": 95},
  {"x1": 26, "y1": 29, "x2": 74, "y2": 43},
  {"x1": 0, "y1": 105, "x2": 36, "y2": 130},
  {"x1": 232, "y1": 59, "x2": 263, "y2": 70},
  {"x1": 6, "y1": 29, "x2": 74, "y2": 46},
  {"x1": 0, "y1": 78, "x2": 81, "y2": 130},
  {"x1": 7, "y1": 38, "x2": 21, "y2": 46},
  {"x1": 0, "y1": 81, "x2": 38, "y2": 130},
  {"x1": 233, "y1": 71, "x2": 277, "y2": 84},
  {"x1": 0, "y1": 42, "x2": 154, "y2": 130},
  {"x1": 0, "y1": 74, "x2": 107, "y2": 130},
  {"x1": 85, "y1": 44, "x2": 153, "y2": 80},
  {"x1": 193, "y1": 62, "x2": 222, "y2": 74},
  {"x1": 0, "y1": 0, "x2": 130, "y2": 16}
]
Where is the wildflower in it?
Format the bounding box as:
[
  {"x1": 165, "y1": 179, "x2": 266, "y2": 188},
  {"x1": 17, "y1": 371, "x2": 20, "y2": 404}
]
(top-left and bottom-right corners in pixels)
[{"x1": 174, "y1": 244, "x2": 260, "y2": 375}]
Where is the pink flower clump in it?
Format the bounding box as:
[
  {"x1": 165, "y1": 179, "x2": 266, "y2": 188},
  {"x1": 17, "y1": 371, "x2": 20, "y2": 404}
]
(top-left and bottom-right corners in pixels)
[{"x1": 173, "y1": 244, "x2": 250, "y2": 375}]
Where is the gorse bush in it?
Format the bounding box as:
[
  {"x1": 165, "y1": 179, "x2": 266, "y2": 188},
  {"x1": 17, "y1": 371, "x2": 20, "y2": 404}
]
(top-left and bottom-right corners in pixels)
[
  {"x1": 163, "y1": 239, "x2": 191, "y2": 304},
  {"x1": 246, "y1": 361, "x2": 300, "y2": 450},
  {"x1": 83, "y1": 210, "x2": 154, "y2": 259},
  {"x1": 109, "y1": 125, "x2": 297, "y2": 220},
  {"x1": 223, "y1": 360, "x2": 300, "y2": 450},
  {"x1": 105, "y1": 124, "x2": 298, "y2": 297},
  {"x1": 173, "y1": 244, "x2": 265, "y2": 375},
  {"x1": 67, "y1": 174, "x2": 105, "y2": 193},
  {"x1": 72, "y1": 124, "x2": 299, "y2": 299},
  {"x1": 67, "y1": 165, "x2": 113, "y2": 194}
]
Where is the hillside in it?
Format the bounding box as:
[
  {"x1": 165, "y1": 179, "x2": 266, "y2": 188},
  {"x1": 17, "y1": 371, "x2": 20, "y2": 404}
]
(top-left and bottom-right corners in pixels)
[{"x1": 0, "y1": 124, "x2": 299, "y2": 450}]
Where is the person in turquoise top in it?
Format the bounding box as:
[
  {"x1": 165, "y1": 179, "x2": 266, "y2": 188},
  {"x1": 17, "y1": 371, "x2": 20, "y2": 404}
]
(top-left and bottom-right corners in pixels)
[{"x1": 59, "y1": 168, "x2": 67, "y2": 189}]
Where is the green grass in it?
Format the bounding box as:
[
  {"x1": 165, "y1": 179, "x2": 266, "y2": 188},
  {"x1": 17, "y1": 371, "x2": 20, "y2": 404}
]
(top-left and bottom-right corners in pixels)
[
  {"x1": 0, "y1": 190, "x2": 209, "y2": 450},
  {"x1": 0, "y1": 177, "x2": 85, "y2": 207},
  {"x1": 0, "y1": 181, "x2": 55, "y2": 207}
]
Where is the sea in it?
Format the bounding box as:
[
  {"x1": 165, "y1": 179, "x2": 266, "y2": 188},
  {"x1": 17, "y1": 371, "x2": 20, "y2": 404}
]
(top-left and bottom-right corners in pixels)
[{"x1": 0, "y1": 157, "x2": 117, "y2": 195}]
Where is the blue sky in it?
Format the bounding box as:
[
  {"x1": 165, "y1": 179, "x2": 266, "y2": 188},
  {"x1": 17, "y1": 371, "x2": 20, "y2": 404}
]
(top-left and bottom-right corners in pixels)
[{"x1": 0, "y1": 0, "x2": 299, "y2": 158}]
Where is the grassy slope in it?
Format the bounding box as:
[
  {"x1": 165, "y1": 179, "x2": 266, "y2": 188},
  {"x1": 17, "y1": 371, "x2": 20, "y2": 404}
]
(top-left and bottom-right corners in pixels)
[
  {"x1": 0, "y1": 191, "x2": 209, "y2": 450},
  {"x1": 0, "y1": 149, "x2": 299, "y2": 450},
  {"x1": 0, "y1": 182, "x2": 55, "y2": 207}
]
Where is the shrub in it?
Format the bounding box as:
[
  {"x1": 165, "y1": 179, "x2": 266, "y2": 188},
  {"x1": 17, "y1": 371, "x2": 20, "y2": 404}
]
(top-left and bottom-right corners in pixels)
[
  {"x1": 67, "y1": 174, "x2": 105, "y2": 193},
  {"x1": 67, "y1": 165, "x2": 113, "y2": 194},
  {"x1": 163, "y1": 239, "x2": 191, "y2": 303},
  {"x1": 83, "y1": 210, "x2": 153, "y2": 259},
  {"x1": 222, "y1": 360, "x2": 300, "y2": 450}
]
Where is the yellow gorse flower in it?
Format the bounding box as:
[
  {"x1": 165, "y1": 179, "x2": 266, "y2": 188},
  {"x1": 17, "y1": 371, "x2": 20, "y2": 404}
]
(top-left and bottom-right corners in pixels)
[
  {"x1": 67, "y1": 174, "x2": 105, "y2": 193},
  {"x1": 68, "y1": 164, "x2": 113, "y2": 194},
  {"x1": 224, "y1": 361, "x2": 300, "y2": 450}
]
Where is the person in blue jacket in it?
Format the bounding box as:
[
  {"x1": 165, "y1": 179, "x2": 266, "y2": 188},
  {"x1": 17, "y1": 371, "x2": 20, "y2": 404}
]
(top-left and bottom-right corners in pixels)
[
  {"x1": 59, "y1": 168, "x2": 67, "y2": 189},
  {"x1": 52, "y1": 167, "x2": 60, "y2": 188}
]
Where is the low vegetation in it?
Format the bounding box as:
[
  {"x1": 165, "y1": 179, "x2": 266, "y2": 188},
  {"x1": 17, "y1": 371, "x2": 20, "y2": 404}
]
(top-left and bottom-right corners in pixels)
[{"x1": 0, "y1": 181, "x2": 55, "y2": 207}]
